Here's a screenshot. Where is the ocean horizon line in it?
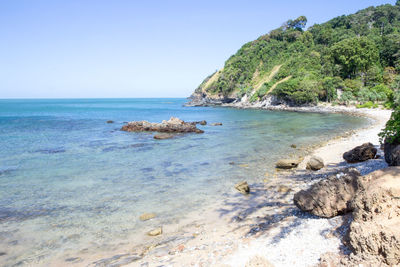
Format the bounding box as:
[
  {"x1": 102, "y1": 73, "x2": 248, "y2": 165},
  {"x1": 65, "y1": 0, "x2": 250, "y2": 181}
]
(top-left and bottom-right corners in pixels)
[{"x1": 0, "y1": 97, "x2": 189, "y2": 100}]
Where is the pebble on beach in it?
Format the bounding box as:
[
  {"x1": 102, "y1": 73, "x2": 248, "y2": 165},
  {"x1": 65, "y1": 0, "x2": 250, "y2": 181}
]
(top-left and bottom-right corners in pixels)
[
  {"x1": 140, "y1": 213, "x2": 156, "y2": 221},
  {"x1": 147, "y1": 227, "x2": 163, "y2": 236}
]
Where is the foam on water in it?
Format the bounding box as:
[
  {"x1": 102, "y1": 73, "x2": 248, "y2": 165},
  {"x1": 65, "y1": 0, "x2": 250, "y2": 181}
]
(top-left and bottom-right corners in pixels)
[{"x1": 0, "y1": 98, "x2": 367, "y2": 265}]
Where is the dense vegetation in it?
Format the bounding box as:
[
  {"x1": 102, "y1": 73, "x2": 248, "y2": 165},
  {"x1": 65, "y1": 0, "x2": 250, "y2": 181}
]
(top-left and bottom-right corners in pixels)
[
  {"x1": 196, "y1": 1, "x2": 400, "y2": 107},
  {"x1": 379, "y1": 106, "x2": 400, "y2": 144}
]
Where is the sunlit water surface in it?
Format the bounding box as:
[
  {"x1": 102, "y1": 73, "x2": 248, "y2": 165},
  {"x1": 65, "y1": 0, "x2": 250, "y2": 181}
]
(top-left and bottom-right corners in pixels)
[{"x1": 0, "y1": 98, "x2": 367, "y2": 265}]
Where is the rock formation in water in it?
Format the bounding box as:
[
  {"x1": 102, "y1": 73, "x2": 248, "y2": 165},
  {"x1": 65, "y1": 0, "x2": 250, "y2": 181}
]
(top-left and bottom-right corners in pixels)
[{"x1": 121, "y1": 117, "x2": 204, "y2": 134}]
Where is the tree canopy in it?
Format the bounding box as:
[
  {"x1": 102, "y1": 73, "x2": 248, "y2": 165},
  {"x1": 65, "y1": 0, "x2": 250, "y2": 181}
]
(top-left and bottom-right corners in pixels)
[{"x1": 196, "y1": 2, "x2": 400, "y2": 107}]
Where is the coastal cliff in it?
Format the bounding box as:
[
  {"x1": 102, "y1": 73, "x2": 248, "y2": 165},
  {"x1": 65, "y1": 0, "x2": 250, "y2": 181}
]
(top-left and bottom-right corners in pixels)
[{"x1": 188, "y1": 2, "x2": 400, "y2": 109}]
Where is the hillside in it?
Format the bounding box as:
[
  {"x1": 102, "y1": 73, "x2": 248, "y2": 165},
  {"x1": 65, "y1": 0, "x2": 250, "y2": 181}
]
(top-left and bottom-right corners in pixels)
[{"x1": 188, "y1": 2, "x2": 400, "y2": 108}]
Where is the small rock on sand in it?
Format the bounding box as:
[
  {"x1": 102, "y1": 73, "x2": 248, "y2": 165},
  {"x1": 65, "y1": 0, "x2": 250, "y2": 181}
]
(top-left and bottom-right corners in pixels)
[
  {"x1": 147, "y1": 227, "x2": 162, "y2": 236},
  {"x1": 139, "y1": 213, "x2": 156, "y2": 221},
  {"x1": 235, "y1": 181, "x2": 250, "y2": 194},
  {"x1": 275, "y1": 159, "x2": 300, "y2": 169},
  {"x1": 306, "y1": 156, "x2": 324, "y2": 171},
  {"x1": 277, "y1": 185, "x2": 292, "y2": 193}
]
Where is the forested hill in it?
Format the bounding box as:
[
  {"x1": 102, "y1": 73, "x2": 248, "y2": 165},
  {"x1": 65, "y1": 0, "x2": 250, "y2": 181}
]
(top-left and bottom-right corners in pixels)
[{"x1": 189, "y1": 2, "x2": 400, "y2": 108}]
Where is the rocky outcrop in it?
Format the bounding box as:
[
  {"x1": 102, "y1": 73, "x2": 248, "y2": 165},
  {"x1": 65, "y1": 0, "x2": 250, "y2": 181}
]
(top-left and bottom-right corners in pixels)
[
  {"x1": 343, "y1": 142, "x2": 377, "y2": 163},
  {"x1": 235, "y1": 181, "x2": 250, "y2": 195},
  {"x1": 275, "y1": 159, "x2": 300, "y2": 169},
  {"x1": 211, "y1": 122, "x2": 223, "y2": 126},
  {"x1": 293, "y1": 168, "x2": 360, "y2": 218},
  {"x1": 384, "y1": 140, "x2": 400, "y2": 166},
  {"x1": 186, "y1": 92, "x2": 236, "y2": 107},
  {"x1": 349, "y1": 167, "x2": 400, "y2": 265},
  {"x1": 306, "y1": 156, "x2": 324, "y2": 171},
  {"x1": 121, "y1": 117, "x2": 204, "y2": 134}
]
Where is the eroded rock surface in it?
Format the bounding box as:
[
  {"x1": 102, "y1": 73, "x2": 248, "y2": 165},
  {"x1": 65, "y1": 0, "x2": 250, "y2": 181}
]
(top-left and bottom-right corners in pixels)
[
  {"x1": 349, "y1": 167, "x2": 400, "y2": 265},
  {"x1": 293, "y1": 168, "x2": 360, "y2": 218},
  {"x1": 343, "y1": 142, "x2": 377, "y2": 163},
  {"x1": 121, "y1": 117, "x2": 204, "y2": 134},
  {"x1": 384, "y1": 140, "x2": 400, "y2": 166}
]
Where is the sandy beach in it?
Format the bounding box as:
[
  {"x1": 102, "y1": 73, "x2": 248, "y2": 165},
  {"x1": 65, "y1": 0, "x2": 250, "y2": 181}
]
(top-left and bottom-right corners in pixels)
[{"x1": 97, "y1": 106, "x2": 392, "y2": 267}]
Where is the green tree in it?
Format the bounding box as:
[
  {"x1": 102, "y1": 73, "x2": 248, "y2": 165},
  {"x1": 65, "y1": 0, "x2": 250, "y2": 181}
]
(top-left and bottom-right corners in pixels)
[
  {"x1": 286, "y1": 16, "x2": 308, "y2": 31},
  {"x1": 330, "y1": 37, "x2": 379, "y2": 78}
]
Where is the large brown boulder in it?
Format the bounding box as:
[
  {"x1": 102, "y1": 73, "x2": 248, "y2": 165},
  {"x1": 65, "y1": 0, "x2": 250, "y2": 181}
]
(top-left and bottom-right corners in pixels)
[
  {"x1": 349, "y1": 167, "x2": 400, "y2": 265},
  {"x1": 384, "y1": 140, "x2": 400, "y2": 166},
  {"x1": 293, "y1": 168, "x2": 360, "y2": 218},
  {"x1": 121, "y1": 117, "x2": 204, "y2": 134},
  {"x1": 343, "y1": 142, "x2": 377, "y2": 163}
]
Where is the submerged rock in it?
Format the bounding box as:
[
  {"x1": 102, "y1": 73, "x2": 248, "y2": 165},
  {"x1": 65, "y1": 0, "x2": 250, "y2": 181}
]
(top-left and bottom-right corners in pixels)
[
  {"x1": 349, "y1": 167, "x2": 400, "y2": 265},
  {"x1": 306, "y1": 156, "x2": 324, "y2": 171},
  {"x1": 139, "y1": 213, "x2": 156, "y2": 221},
  {"x1": 343, "y1": 142, "x2": 377, "y2": 163},
  {"x1": 147, "y1": 227, "x2": 162, "y2": 236},
  {"x1": 384, "y1": 139, "x2": 400, "y2": 166},
  {"x1": 153, "y1": 133, "x2": 174, "y2": 140},
  {"x1": 235, "y1": 181, "x2": 250, "y2": 194},
  {"x1": 121, "y1": 117, "x2": 204, "y2": 134},
  {"x1": 293, "y1": 168, "x2": 360, "y2": 218},
  {"x1": 275, "y1": 159, "x2": 300, "y2": 169},
  {"x1": 106, "y1": 120, "x2": 114, "y2": 123},
  {"x1": 194, "y1": 120, "x2": 207, "y2": 125}
]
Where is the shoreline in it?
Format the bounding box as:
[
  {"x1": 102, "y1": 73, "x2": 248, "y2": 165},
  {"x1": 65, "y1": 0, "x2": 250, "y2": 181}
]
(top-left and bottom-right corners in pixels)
[
  {"x1": 42, "y1": 104, "x2": 391, "y2": 267},
  {"x1": 126, "y1": 105, "x2": 392, "y2": 266}
]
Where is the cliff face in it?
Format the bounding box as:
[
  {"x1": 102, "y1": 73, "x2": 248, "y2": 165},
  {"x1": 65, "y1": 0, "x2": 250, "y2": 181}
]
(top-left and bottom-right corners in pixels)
[{"x1": 188, "y1": 3, "x2": 400, "y2": 108}]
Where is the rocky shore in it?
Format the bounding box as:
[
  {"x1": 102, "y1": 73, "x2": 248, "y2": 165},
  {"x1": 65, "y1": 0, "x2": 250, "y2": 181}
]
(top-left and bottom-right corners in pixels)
[{"x1": 86, "y1": 106, "x2": 394, "y2": 267}]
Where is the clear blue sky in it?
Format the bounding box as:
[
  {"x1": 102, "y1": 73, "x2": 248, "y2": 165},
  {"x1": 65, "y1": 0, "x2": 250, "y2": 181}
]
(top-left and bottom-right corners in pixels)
[{"x1": 0, "y1": 0, "x2": 395, "y2": 98}]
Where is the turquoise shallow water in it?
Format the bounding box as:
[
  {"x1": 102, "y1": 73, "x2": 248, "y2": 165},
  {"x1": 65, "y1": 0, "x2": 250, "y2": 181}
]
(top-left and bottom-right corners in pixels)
[{"x1": 0, "y1": 98, "x2": 367, "y2": 265}]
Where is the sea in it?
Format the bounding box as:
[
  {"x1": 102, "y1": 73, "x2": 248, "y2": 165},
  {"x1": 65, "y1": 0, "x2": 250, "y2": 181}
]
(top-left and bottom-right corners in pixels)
[{"x1": 0, "y1": 98, "x2": 368, "y2": 266}]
